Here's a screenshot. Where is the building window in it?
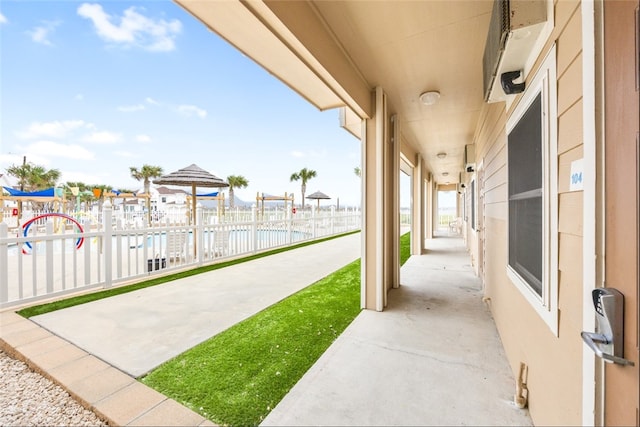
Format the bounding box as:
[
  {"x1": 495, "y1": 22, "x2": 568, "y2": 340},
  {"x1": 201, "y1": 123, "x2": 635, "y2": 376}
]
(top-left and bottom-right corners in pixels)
[
  {"x1": 470, "y1": 179, "x2": 476, "y2": 231},
  {"x1": 508, "y1": 92, "x2": 543, "y2": 295},
  {"x1": 506, "y1": 45, "x2": 558, "y2": 333}
]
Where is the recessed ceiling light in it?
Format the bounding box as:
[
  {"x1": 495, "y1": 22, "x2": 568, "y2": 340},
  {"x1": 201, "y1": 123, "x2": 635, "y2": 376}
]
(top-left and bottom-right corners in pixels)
[
  {"x1": 442, "y1": 172, "x2": 449, "y2": 176},
  {"x1": 419, "y1": 91, "x2": 440, "y2": 106},
  {"x1": 436, "y1": 152, "x2": 447, "y2": 159}
]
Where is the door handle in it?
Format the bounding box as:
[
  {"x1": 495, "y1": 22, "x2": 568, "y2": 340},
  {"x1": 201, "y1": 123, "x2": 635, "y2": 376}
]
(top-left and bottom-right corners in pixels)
[
  {"x1": 581, "y1": 331, "x2": 634, "y2": 366},
  {"x1": 581, "y1": 288, "x2": 634, "y2": 366}
]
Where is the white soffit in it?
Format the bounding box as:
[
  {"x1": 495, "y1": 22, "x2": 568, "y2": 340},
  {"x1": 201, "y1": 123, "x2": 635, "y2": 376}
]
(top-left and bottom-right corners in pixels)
[
  {"x1": 339, "y1": 107, "x2": 362, "y2": 140},
  {"x1": 176, "y1": 0, "x2": 351, "y2": 115}
]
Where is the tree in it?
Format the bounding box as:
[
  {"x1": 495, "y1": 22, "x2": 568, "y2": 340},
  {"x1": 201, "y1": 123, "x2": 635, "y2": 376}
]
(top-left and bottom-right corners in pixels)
[
  {"x1": 130, "y1": 165, "x2": 163, "y2": 224},
  {"x1": 354, "y1": 167, "x2": 361, "y2": 178},
  {"x1": 88, "y1": 184, "x2": 115, "y2": 211},
  {"x1": 63, "y1": 181, "x2": 94, "y2": 211},
  {"x1": 290, "y1": 167, "x2": 317, "y2": 210},
  {"x1": 6, "y1": 161, "x2": 61, "y2": 213},
  {"x1": 226, "y1": 175, "x2": 249, "y2": 209},
  {"x1": 6, "y1": 162, "x2": 60, "y2": 192}
]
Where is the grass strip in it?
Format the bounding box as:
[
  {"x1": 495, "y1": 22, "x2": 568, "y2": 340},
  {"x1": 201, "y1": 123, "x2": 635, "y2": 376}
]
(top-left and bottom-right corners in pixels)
[
  {"x1": 141, "y1": 231, "x2": 411, "y2": 426},
  {"x1": 141, "y1": 259, "x2": 362, "y2": 426},
  {"x1": 400, "y1": 231, "x2": 411, "y2": 265},
  {"x1": 17, "y1": 230, "x2": 360, "y2": 318}
]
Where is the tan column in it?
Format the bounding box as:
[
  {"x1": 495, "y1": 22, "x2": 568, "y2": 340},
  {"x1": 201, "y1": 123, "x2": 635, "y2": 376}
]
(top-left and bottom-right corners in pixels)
[
  {"x1": 386, "y1": 114, "x2": 400, "y2": 290},
  {"x1": 412, "y1": 154, "x2": 424, "y2": 254},
  {"x1": 362, "y1": 87, "x2": 387, "y2": 311}
]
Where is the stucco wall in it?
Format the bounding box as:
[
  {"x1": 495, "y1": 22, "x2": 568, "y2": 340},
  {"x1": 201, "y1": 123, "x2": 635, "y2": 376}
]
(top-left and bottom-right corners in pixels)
[{"x1": 471, "y1": 1, "x2": 585, "y2": 424}]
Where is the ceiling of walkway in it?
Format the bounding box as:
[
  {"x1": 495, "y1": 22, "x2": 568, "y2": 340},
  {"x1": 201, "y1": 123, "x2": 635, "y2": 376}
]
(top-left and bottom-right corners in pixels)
[
  {"x1": 313, "y1": 1, "x2": 493, "y2": 184},
  {"x1": 176, "y1": 0, "x2": 494, "y2": 185}
]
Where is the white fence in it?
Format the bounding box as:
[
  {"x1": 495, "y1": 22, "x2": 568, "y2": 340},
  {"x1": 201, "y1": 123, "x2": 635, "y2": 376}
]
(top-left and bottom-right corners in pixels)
[{"x1": 0, "y1": 204, "x2": 361, "y2": 309}]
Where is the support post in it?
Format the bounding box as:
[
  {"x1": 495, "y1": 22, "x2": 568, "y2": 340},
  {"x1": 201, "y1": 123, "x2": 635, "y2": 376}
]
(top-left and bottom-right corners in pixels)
[{"x1": 103, "y1": 201, "x2": 113, "y2": 288}]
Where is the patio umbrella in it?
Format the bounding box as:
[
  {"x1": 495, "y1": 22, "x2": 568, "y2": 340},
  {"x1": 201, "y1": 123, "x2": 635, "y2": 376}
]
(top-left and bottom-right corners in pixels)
[
  {"x1": 306, "y1": 190, "x2": 331, "y2": 211},
  {"x1": 153, "y1": 164, "x2": 229, "y2": 256}
]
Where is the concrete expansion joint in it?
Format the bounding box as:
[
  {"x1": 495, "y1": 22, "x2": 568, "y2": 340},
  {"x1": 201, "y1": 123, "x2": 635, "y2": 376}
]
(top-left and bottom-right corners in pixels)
[{"x1": 352, "y1": 336, "x2": 484, "y2": 370}]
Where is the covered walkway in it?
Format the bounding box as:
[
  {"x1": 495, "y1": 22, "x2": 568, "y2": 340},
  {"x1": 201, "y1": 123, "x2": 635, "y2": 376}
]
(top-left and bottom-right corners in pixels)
[{"x1": 263, "y1": 234, "x2": 531, "y2": 426}]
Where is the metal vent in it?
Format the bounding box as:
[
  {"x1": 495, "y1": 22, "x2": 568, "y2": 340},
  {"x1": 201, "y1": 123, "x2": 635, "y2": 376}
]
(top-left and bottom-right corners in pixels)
[{"x1": 483, "y1": 0, "x2": 509, "y2": 101}]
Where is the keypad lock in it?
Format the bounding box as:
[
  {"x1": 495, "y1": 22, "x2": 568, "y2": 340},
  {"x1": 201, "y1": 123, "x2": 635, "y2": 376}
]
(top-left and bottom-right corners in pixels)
[{"x1": 581, "y1": 288, "x2": 634, "y2": 366}]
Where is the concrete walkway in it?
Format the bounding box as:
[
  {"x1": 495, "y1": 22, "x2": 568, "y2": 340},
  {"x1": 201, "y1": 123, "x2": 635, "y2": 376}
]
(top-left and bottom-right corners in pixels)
[
  {"x1": 29, "y1": 233, "x2": 362, "y2": 377},
  {"x1": 0, "y1": 232, "x2": 532, "y2": 426},
  {"x1": 262, "y1": 235, "x2": 532, "y2": 426}
]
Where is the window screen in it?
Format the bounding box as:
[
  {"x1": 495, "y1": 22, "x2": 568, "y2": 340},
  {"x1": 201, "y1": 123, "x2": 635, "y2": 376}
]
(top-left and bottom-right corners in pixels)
[
  {"x1": 508, "y1": 93, "x2": 543, "y2": 296},
  {"x1": 471, "y1": 179, "x2": 476, "y2": 231}
]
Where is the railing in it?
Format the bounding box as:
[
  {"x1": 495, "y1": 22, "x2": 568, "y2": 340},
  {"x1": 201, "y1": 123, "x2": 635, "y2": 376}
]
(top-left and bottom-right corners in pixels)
[{"x1": 0, "y1": 204, "x2": 361, "y2": 309}]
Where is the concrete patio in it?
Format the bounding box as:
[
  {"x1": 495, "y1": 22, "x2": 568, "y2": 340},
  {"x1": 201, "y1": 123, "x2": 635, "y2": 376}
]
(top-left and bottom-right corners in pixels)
[{"x1": 0, "y1": 232, "x2": 532, "y2": 426}]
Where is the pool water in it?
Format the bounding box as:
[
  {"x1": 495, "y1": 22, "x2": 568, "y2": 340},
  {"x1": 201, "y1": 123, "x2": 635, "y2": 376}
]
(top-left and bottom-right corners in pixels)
[{"x1": 8, "y1": 228, "x2": 309, "y2": 255}]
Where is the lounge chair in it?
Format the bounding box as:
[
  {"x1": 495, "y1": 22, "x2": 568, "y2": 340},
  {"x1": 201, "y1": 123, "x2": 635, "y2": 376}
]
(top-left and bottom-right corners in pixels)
[
  {"x1": 165, "y1": 230, "x2": 189, "y2": 262},
  {"x1": 212, "y1": 228, "x2": 230, "y2": 257}
]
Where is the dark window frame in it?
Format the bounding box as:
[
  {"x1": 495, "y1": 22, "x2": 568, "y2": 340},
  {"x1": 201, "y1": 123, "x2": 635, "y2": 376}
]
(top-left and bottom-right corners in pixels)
[
  {"x1": 505, "y1": 44, "x2": 558, "y2": 334},
  {"x1": 508, "y1": 92, "x2": 544, "y2": 296}
]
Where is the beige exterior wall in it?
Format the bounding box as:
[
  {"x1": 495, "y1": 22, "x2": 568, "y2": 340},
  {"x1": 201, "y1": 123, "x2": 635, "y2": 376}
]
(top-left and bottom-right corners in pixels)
[{"x1": 469, "y1": 1, "x2": 585, "y2": 424}]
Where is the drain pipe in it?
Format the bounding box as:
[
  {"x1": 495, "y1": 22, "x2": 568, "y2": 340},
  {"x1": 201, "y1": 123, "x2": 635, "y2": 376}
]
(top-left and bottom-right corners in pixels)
[{"x1": 514, "y1": 362, "x2": 528, "y2": 409}]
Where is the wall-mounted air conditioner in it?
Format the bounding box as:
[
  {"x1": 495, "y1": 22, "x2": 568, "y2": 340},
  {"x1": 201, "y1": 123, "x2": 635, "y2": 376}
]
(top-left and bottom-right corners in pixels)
[
  {"x1": 464, "y1": 144, "x2": 476, "y2": 171},
  {"x1": 458, "y1": 172, "x2": 467, "y2": 187},
  {"x1": 483, "y1": 0, "x2": 550, "y2": 103}
]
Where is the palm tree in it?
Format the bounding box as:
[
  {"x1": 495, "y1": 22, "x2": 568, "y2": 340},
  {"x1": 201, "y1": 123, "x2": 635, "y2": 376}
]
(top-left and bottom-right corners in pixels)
[
  {"x1": 354, "y1": 167, "x2": 361, "y2": 178},
  {"x1": 290, "y1": 167, "x2": 317, "y2": 210},
  {"x1": 7, "y1": 161, "x2": 61, "y2": 213},
  {"x1": 6, "y1": 162, "x2": 60, "y2": 192},
  {"x1": 130, "y1": 165, "x2": 163, "y2": 224},
  {"x1": 63, "y1": 181, "x2": 92, "y2": 211},
  {"x1": 227, "y1": 175, "x2": 249, "y2": 209},
  {"x1": 91, "y1": 184, "x2": 114, "y2": 211}
]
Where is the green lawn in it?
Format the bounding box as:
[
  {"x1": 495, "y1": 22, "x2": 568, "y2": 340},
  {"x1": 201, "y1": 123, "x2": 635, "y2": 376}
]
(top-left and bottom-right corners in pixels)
[
  {"x1": 141, "y1": 230, "x2": 412, "y2": 426},
  {"x1": 400, "y1": 231, "x2": 411, "y2": 265},
  {"x1": 141, "y1": 259, "x2": 362, "y2": 426}
]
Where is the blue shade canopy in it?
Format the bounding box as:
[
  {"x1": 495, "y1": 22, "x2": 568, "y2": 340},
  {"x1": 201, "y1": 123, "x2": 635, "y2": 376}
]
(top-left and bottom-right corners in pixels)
[{"x1": 3, "y1": 187, "x2": 62, "y2": 197}]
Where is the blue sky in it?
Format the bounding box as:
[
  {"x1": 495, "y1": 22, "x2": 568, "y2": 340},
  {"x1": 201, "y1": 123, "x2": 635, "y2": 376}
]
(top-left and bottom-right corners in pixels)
[{"x1": 0, "y1": 1, "x2": 368, "y2": 207}]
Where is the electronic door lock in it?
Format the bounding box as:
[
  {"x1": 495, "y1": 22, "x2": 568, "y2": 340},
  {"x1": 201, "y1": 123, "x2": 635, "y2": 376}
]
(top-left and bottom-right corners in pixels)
[{"x1": 581, "y1": 288, "x2": 634, "y2": 366}]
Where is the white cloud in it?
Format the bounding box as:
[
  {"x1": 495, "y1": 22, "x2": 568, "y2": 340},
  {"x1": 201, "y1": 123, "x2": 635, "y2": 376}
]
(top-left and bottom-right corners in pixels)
[
  {"x1": 0, "y1": 13, "x2": 7, "y2": 25},
  {"x1": 117, "y1": 104, "x2": 145, "y2": 112},
  {"x1": 113, "y1": 150, "x2": 136, "y2": 158},
  {"x1": 28, "y1": 21, "x2": 60, "y2": 46},
  {"x1": 177, "y1": 104, "x2": 207, "y2": 119},
  {"x1": 308, "y1": 149, "x2": 327, "y2": 158},
  {"x1": 81, "y1": 131, "x2": 122, "y2": 144},
  {"x1": 136, "y1": 134, "x2": 151, "y2": 143},
  {"x1": 25, "y1": 140, "x2": 95, "y2": 160},
  {"x1": 146, "y1": 97, "x2": 160, "y2": 105},
  {"x1": 16, "y1": 120, "x2": 91, "y2": 139},
  {"x1": 289, "y1": 149, "x2": 326, "y2": 159},
  {"x1": 77, "y1": 3, "x2": 182, "y2": 52},
  {"x1": 60, "y1": 170, "x2": 103, "y2": 186}
]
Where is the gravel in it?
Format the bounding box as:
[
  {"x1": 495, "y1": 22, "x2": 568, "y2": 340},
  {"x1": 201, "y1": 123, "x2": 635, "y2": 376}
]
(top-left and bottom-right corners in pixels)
[{"x1": 0, "y1": 350, "x2": 108, "y2": 426}]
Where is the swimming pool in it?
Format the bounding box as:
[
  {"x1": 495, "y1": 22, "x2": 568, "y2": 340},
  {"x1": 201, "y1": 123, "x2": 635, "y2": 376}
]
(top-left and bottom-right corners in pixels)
[{"x1": 8, "y1": 228, "x2": 311, "y2": 255}]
